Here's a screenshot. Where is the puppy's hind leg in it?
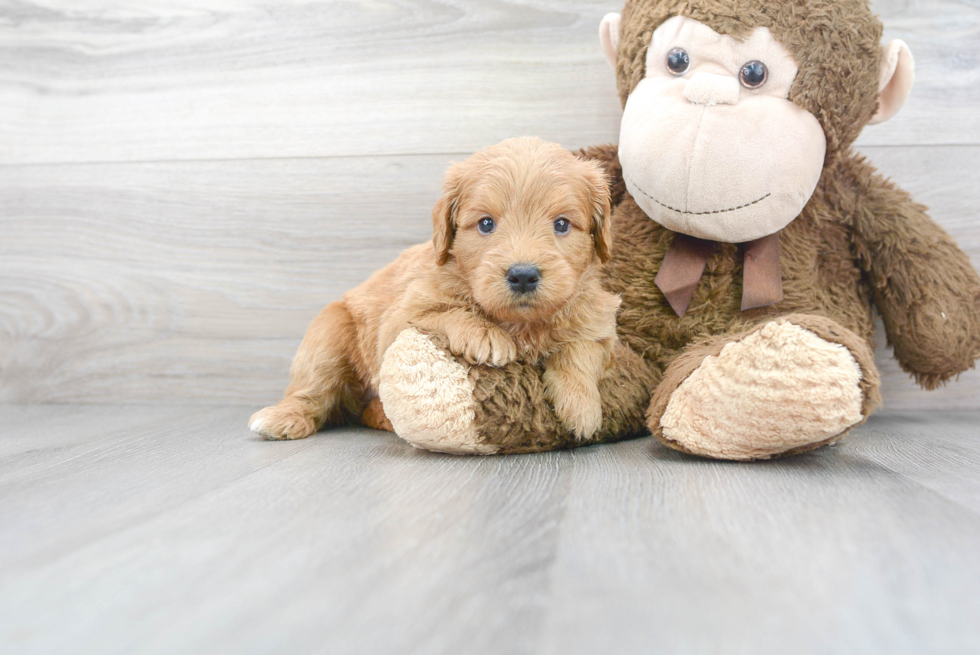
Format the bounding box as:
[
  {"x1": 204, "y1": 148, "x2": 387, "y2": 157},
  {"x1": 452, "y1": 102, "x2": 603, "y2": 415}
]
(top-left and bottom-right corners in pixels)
[{"x1": 250, "y1": 301, "x2": 363, "y2": 440}]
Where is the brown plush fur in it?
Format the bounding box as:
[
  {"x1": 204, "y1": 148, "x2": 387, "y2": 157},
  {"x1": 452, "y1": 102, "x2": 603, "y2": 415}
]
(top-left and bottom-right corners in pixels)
[
  {"x1": 250, "y1": 137, "x2": 622, "y2": 441},
  {"x1": 392, "y1": 331, "x2": 660, "y2": 453},
  {"x1": 420, "y1": 0, "x2": 980, "y2": 456}
]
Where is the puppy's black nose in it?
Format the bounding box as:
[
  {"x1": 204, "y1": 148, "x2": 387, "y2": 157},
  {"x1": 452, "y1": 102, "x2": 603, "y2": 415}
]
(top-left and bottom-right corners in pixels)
[{"x1": 507, "y1": 264, "x2": 540, "y2": 294}]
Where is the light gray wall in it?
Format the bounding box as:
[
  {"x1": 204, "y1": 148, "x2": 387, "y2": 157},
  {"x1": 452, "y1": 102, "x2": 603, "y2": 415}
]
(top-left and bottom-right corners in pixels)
[{"x1": 1, "y1": 0, "x2": 978, "y2": 408}]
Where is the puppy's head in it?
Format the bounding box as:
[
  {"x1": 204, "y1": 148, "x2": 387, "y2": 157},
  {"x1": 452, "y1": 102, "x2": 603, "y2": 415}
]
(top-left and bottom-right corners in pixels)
[{"x1": 432, "y1": 137, "x2": 612, "y2": 323}]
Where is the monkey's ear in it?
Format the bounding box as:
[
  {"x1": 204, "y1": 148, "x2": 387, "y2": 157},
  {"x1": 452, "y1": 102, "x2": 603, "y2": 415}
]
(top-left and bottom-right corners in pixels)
[
  {"x1": 869, "y1": 40, "x2": 915, "y2": 126},
  {"x1": 586, "y1": 166, "x2": 613, "y2": 264},
  {"x1": 599, "y1": 13, "x2": 621, "y2": 70},
  {"x1": 432, "y1": 164, "x2": 463, "y2": 266}
]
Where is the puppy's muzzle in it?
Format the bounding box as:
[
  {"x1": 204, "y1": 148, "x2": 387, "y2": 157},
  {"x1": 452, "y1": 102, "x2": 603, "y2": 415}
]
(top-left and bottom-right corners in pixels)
[{"x1": 506, "y1": 264, "x2": 540, "y2": 295}]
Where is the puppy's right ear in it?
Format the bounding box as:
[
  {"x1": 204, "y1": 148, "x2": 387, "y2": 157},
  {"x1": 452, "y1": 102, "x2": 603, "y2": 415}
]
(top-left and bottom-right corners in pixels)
[{"x1": 432, "y1": 163, "x2": 464, "y2": 266}]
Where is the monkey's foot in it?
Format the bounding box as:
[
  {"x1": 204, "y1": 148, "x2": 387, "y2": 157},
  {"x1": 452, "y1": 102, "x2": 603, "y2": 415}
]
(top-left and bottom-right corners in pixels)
[
  {"x1": 648, "y1": 315, "x2": 881, "y2": 460},
  {"x1": 378, "y1": 328, "x2": 499, "y2": 454}
]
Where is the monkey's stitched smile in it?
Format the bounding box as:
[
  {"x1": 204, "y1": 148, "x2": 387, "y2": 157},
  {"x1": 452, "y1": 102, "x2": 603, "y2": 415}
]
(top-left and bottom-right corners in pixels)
[{"x1": 627, "y1": 174, "x2": 772, "y2": 216}]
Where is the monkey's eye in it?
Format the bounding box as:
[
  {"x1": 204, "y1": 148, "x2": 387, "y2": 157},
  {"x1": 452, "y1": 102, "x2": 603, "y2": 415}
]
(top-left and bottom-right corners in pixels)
[
  {"x1": 666, "y1": 48, "x2": 690, "y2": 75},
  {"x1": 739, "y1": 60, "x2": 768, "y2": 88},
  {"x1": 554, "y1": 217, "x2": 571, "y2": 235},
  {"x1": 477, "y1": 217, "x2": 496, "y2": 234}
]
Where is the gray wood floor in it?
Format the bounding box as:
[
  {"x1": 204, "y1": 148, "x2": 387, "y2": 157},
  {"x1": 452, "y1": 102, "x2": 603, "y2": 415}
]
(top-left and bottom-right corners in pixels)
[
  {"x1": 1, "y1": 405, "x2": 979, "y2": 655},
  {"x1": 2, "y1": 3, "x2": 980, "y2": 652}
]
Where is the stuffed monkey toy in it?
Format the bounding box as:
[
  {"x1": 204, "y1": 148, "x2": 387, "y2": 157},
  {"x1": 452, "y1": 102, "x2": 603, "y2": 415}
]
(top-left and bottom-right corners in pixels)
[{"x1": 377, "y1": 0, "x2": 980, "y2": 459}]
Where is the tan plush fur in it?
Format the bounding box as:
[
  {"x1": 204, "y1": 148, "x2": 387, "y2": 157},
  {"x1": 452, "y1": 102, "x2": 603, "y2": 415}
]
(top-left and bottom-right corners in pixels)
[
  {"x1": 615, "y1": 0, "x2": 883, "y2": 160},
  {"x1": 250, "y1": 137, "x2": 621, "y2": 441},
  {"x1": 377, "y1": 0, "x2": 980, "y2": 459},
  {"x1": 377, "y1": 328, "x2": 493, "y2": 454},
  {"x1": 658, "y1": 320, "x2": 865, "y2": 460},
  {"x1": 617, "y1": 16, "x2": 828, "y2": 243}
]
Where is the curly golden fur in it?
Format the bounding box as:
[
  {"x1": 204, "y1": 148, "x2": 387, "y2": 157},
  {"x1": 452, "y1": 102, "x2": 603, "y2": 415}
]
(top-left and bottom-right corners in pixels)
[{"x1": 249, "y1": 137, "x2": 620, "y2": 441}]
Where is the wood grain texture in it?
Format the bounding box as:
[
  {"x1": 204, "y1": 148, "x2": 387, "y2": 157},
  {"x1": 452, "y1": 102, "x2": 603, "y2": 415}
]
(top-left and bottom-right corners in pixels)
[
  {"x1": 0, "y1": 154, "x2": 451, "y2": 403},
  {"x1": 2, "y1": 146, "x2": 979, "y2": 407},
  {"x1": 3, "y1": 5, "x2": 978, "y2": 652},
  {"x1": 0, "y1": 0, "x2": 977, "y2": 166},
  {"x1": 1, "y1": 405, "x2": 978, "y2": 654},
  {"x1": 1, "y1": 0, "x2": 979, "y2": 407}
]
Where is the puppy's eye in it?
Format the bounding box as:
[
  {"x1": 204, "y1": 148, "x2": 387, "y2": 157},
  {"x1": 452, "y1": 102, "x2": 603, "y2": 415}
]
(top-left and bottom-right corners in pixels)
[
  {"x1": 553, "y1": 218, "x2": 571, "y2": 235},
  {"x1": 666, "y1": 47, "x2": 690, "y2": 75},
  {"x1": 477, "y1": 217, "x2": 496, "y2": 235}
]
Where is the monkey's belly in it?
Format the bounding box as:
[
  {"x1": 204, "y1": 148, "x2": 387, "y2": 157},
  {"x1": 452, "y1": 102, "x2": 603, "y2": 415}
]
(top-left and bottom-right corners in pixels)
[{"x1": 605, "y1": 194, "x2": 875, "y2": 368}]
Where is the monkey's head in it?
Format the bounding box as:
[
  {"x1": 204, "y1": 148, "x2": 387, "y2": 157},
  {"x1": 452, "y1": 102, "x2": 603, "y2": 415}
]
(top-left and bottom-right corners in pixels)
[{"x1": 600, "y1": 0, "x2": 914, "y2": 243}]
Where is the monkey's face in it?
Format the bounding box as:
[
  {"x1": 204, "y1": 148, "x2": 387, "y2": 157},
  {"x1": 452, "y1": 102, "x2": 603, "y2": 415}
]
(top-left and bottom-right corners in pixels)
[{"x1": 617, "y1": 16, "x2": 826, "y2": 243}]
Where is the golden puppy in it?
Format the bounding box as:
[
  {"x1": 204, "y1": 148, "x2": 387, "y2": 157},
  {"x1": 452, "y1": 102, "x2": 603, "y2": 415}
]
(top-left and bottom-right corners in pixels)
[{"x1": 250, "y1": 137, "x2": 620, "y2": 442}]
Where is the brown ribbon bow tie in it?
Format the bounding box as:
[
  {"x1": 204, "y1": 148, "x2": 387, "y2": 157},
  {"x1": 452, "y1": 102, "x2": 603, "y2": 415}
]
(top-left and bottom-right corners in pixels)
[{"x1": 654, "y1": 232, "x2": 783, "y2": 317}]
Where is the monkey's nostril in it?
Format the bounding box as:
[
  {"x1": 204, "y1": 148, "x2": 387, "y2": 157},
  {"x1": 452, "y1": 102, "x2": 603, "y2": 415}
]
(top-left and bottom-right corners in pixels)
[{"x1": 506, "y1": 264, "x2": 541, "y2": 294}]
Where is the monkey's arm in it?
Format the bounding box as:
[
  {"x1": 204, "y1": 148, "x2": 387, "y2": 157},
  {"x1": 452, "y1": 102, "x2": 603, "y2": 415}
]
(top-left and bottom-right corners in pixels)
[
  {"x1": 389, "y1": 333, "x2": 658, "y2": 453},
  {"x1": 845, "y1": 157, "x2": 980, "y2": 389}
]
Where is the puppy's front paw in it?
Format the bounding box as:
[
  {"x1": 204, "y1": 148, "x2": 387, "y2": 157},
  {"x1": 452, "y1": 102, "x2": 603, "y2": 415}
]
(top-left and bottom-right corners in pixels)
[
  {"x1": 558, "y1": 394, "x2": 603, "y2": 440},
  {"x1": 451, "y1": 325, "x2": 518, "y2": 367},
  {"x1": 249, "y1": 403, "x2": 317, "y2": 440},
  {"x1": 545, "y1": 378, "x2": 603, "y2": 440}
]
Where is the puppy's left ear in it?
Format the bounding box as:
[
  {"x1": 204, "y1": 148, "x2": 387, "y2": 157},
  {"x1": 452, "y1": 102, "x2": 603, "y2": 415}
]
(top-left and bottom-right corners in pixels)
[
  {"x1": 432, "y1": 162, "x2": 464, "y2": 266},
  {"x1": 585, "y1": 163, "x2": 613, "y2": 263}
]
